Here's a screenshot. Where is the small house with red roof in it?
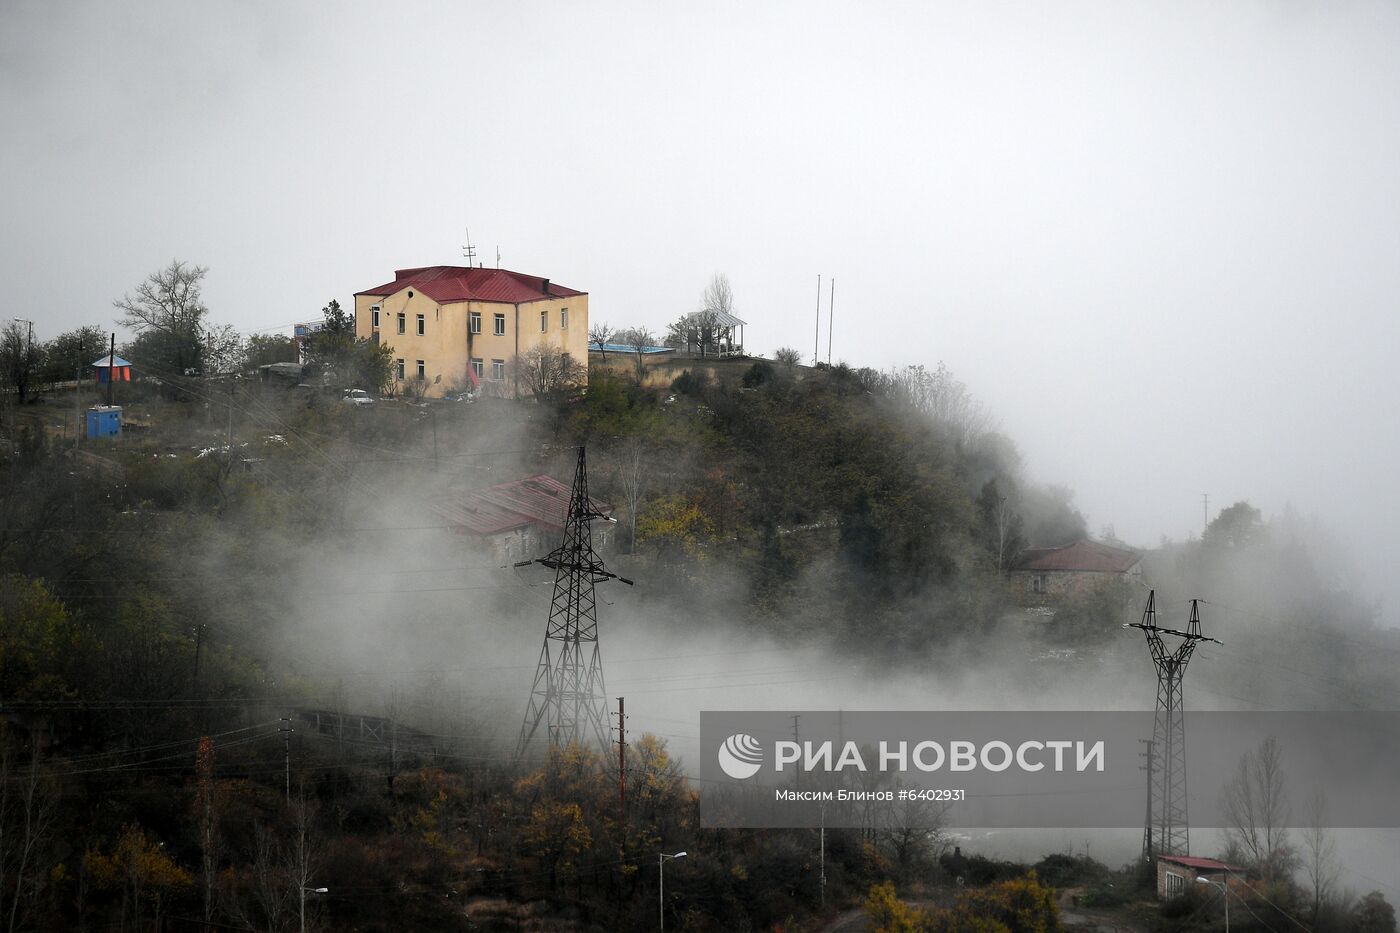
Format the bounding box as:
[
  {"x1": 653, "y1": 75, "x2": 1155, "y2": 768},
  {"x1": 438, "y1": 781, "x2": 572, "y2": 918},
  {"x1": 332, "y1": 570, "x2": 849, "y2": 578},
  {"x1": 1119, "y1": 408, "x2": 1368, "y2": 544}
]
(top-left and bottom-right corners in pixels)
[
  {"x1": 1157, "y1": 854, "x2": 1248, "y2": 900},
  {"x1": 354, "y1": 265, "x2": 588, "y2": 398},
  {"x1": 439, "y1": 474, "x2": 613, "y2": 565},
  {"x1": 1012, "y1": 538, "x2": 1142, "y2": 601}
]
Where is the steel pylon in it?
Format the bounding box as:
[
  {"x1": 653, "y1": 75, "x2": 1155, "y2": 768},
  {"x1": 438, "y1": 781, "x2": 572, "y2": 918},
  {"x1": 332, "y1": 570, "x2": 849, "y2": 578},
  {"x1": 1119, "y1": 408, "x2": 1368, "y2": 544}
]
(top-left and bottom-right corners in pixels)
[
  {"x1": 516, "y1": 448, "x2": 629, "y2": 759},
  {"x1": 1128, "y1": 591, "x2": 1219, "y2": 859}
]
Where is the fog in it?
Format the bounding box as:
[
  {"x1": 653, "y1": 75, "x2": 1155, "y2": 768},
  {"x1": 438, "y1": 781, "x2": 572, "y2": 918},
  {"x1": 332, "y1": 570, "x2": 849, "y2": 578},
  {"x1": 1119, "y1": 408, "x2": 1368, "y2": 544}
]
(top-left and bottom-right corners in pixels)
[
  {"x1": 5, "y1": 0, "x2": 1399, "y2": 906},
  {"x1": 3, "y1": 1, "x2": 1397, "y2": 620}
]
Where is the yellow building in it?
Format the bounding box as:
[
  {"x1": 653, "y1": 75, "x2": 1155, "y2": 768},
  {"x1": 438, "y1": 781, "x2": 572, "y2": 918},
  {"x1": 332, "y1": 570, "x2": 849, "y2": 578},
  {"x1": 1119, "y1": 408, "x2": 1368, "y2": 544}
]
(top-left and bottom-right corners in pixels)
[{"x1": 353, "y1": 265, "x2": 589, "y2": 398}]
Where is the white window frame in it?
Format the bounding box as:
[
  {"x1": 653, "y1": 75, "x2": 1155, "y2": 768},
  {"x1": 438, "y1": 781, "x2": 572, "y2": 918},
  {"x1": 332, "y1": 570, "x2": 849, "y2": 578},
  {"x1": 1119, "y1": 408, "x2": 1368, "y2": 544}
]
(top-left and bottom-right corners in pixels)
[
  {"x1": 470, "y1": 358, "x2": 483, "y2": 379},
  {"x1": 491, "y1": 358, "x2": 505, "y2": 381},
  {"x1": 493, "y1": 313, "x2": 506, "y2": 336},
  {"x1": 416, "y1": 359, "x2": 425, "y2": 380},
  {"x1": 416, "y1": 313, "x2": 425, "y2": 336},
  {"x1": 1164, "y1": 871, "x2": 1184, "y2": 897},
  {"x1": 561, "y1": 307, "x2": 568, "y2": 329},
  {"x1": 395, "y1": 358, "x2": 405, "y2": 380},
  {"x1": 371, "y1": 305, "x2": 381, "y2": 328},
  {"x1": 540, "y1": 309, "x2": 548, "y2": 333},
  {"x1": 469, "y1": 311, "x2": 481, "y2": 334},
  {"x1": 397, "y1": 313, "x2": 406, "y2": 335}
]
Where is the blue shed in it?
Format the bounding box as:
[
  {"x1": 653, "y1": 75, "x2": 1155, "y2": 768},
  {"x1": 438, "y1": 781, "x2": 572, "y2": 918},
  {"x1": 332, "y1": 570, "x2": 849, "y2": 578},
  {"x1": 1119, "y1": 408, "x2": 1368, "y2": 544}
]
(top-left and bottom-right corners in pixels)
[{"x1": 86, "y1": 406, "x2": 122, "y2": 439}]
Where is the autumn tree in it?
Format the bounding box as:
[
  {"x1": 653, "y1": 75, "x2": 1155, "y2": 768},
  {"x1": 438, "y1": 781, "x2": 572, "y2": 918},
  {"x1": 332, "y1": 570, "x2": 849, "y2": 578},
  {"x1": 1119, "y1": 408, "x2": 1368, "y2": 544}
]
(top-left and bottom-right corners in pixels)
[{"x1": 85, "y1": 824, "x2": 193, "y2": 930}]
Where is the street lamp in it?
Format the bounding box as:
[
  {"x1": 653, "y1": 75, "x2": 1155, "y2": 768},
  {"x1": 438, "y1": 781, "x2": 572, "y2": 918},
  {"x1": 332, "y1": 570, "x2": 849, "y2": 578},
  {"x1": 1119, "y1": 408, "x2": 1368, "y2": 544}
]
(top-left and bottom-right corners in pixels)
[
  {"x1": 659, "y1": 850, "x2": 687, "y2": 931},
  {"x1": 1196, "y1": 876, "x2": 1228, "y2": 931},
  {"x1": 300, "y1": 886, "x2": 328, "y2": 933}
]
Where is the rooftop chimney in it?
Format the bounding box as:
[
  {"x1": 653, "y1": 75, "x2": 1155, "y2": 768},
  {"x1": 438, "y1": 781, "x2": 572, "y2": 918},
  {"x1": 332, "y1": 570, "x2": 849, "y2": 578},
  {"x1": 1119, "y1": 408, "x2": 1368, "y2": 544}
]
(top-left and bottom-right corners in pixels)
[{"x1": 541, "y1": 278, "x2": 550, "y2": 294}]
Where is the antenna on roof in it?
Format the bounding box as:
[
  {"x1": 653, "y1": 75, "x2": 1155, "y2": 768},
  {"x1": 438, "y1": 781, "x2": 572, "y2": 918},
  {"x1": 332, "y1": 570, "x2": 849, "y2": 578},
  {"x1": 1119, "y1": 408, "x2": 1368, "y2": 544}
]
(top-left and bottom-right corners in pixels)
[
  {"x1": 496, "y1": 245, "x2": 501, "y2": 269},
  {"x1": 461, "y1": 227, "x2": 477, "y2": 267}
]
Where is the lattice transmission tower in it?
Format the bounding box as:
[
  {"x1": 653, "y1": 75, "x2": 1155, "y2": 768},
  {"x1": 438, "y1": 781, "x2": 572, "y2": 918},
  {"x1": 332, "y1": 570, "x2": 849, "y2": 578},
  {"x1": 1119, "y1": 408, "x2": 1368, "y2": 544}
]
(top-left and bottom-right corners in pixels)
[
  {"x1": 1128, "y1": 591, "x2": 1219, "y2": 859},
  {"x1": 516, "y1": 448, "x2": 631, "y2": 758}
]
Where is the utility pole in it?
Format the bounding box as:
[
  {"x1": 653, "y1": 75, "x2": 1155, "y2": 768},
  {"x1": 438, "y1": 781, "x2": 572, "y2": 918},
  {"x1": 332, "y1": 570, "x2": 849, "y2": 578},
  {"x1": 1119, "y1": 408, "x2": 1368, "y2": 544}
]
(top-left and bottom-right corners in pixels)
[
  {"x1": 1139, "y1": 738, "x2": 1155, "y2": 861},
  {"x1": 280, "y1": 717, "x2": 293, "y2": 803},
  {"x1": 826, "y1": 278, "x2": 834, "y2": 365},
  {"x1": 616, "y1": 697, "x2": 627, "y2": 829},
  {"x1": 791, "y1": 715, "x2": 801, "y2": 792},
  {"x1": 74, "y1": 335, "x2": 83, "y2": 448},
  {"x1": 515, "y1": 447, "x2": 632, "y2": 757},
  {"x1": 107, "y1": 333, "x2": 116, "y2": 408},
  {"x1": 1127, "y1": 592, "x2": 1220, "y2": 856},
  {"x1": 1202, "y1": 494, "x2": 1209, "y2": 538},
  {"x1": 813, "y1": 274, "x2": 821, "y2": 365}
]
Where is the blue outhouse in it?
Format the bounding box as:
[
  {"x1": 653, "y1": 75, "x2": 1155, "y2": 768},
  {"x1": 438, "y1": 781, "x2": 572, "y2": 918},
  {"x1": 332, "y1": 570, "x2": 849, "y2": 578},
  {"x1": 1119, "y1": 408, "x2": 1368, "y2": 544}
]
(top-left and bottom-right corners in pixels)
[{"x1": 86, "y1": 406, "x2": 122, "y2": 439}]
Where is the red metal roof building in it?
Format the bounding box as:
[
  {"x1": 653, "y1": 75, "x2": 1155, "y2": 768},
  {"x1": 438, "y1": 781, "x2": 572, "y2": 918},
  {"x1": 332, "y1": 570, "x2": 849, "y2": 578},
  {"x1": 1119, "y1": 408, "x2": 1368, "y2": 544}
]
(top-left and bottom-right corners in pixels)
[
  {"x1": 439, "y1": 474, "x2": 613, "y2": 564},
  {"x1": 352, "y1": 265, "x2": 590, "y2": 399},
  {"x1": 357, "y1": 267, "x2": 585, "y2": 306},
  {"x1": 1016, "y1": 539, "x2": 1142, "y2": 574},
  {"x1": 1157, "y1": 854, "x2": 1249, "y2": 900},
  {"x1": 1012, "y1": 539, "x2": 1143, "y2": 602}
]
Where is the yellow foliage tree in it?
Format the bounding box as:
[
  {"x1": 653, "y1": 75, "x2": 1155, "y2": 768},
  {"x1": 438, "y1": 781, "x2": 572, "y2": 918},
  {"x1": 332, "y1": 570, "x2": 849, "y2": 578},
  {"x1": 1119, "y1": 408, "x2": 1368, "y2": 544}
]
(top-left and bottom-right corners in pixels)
[{"x1": 85, "y1": 823, "x2": 193, "y2": 930}]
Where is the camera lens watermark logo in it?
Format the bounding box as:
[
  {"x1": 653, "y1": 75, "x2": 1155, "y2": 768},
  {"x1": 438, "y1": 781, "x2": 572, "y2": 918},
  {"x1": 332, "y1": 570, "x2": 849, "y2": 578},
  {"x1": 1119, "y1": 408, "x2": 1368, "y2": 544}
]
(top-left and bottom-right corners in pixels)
[{"x1": 718, "y1": 733, "x2": 764, "y2": 779}]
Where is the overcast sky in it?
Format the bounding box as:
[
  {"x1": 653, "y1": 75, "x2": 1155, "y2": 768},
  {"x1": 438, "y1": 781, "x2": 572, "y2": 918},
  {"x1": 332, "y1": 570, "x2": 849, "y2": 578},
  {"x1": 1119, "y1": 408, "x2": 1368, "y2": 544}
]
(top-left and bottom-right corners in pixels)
[{"x1": 4, "y1": 0, "x2": 1398, "y2": 621}]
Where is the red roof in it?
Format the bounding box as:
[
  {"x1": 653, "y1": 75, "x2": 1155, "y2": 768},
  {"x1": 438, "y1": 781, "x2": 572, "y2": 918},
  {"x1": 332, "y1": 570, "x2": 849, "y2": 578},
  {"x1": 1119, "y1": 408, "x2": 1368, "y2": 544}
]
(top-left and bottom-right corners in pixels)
[
  {"x1": 1016, "y1": 539, "x2": 1141, "y2": 574},
  {"x1": 356, "y1": 266, "x2": 585, "y2": 305},
  {"x1": 439, "y1": 474, "x2": 611, "y2": 537},
  {"x1": 1159, "y1": 855, "x2": 1247, "y2": 873}
]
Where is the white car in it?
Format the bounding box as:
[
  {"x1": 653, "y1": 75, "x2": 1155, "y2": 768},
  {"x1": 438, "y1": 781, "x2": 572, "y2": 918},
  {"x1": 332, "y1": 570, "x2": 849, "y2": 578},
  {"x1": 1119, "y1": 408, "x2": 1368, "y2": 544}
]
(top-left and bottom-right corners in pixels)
[{"x1": 342, "y1": 389, "x2": 375, "y2": 406}]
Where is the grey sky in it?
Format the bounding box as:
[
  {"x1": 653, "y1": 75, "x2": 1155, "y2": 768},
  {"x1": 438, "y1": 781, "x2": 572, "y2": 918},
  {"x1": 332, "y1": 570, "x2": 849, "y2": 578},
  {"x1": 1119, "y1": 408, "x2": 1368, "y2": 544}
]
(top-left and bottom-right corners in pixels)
[{"x1": 4, "y1": 0, "x2": 1398, "y2": 619}]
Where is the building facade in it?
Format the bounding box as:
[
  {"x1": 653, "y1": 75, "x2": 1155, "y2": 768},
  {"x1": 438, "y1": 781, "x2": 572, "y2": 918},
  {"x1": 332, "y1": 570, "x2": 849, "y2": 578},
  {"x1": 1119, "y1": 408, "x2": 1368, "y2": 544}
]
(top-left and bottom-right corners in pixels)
[
  {"x1": 1011, "y1": 539, "x2": 1143, "y2": 601},
  {"x1": 354, "y1": 266, "x2": 589, "y2": 398},
  {"x1": 1157, "y1": 855, "x2": 1246, "y2": 900}
]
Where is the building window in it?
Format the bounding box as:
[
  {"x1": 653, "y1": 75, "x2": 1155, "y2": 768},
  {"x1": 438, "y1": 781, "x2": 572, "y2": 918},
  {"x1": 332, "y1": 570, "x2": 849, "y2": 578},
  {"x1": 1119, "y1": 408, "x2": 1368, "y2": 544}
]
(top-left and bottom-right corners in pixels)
[
  {"x1": 561, "y1": 307, "x2": 568, "y2": 329},
  {"x1": 469, "y1": 311, "x2": 481, "y2": 334},
  {"x1": 470, "y1": 357, "x2": 483, "y2": 379},
  {"x1": 1032, "y1": 574, "x2": 1047, "y2": 594},
  {"x1": 397, "y1": 313, "x2": 406, "y2": 335},
  {"x1": 416, "y1": 313, "x2": 425, "y2": 336},
  {"x1": 416, "y1": 359, "x2": 425, "y2": 380},
  {"x1": 491, "y1": 359, "x2": 505, "y2": 381},
  {"x1": 371, "y1": 305, "x2": 380, "y2": 328},
  {"x1": 396, "y1": 358, "x2": 405, "y2": 380},
  {"x1": 1164, "y1": 871, "x2": 1184, "y2": 897},
  {"x1": 493, "y1": 313, "x2": 505, "y2": 336},
  {"x1": 540, "y1": 309, "x2": 548, "y2": 332}
]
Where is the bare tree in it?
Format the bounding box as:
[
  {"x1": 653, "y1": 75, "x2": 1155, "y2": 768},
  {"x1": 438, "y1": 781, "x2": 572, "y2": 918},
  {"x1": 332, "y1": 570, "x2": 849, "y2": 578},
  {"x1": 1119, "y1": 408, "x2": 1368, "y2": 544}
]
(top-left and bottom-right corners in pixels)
[
  {"x1": 886, "y1": 362, "x2": 993, "y2": 449},
  {"x1": 1221, "y1": 735, "x2": 1294, "y2": 881},
  {"x1": 0, "y1": 735, "x2": 56, "y2": 933},
  {"x1": 114, "y1": 259, "x2": 230, "y2": 376},
  {"x1": 622, "y1": 327, "x2": 654, "y2": 381},
  {"x1": 288, "y1": 794, "x2": 322, "y2": 933},
  {"x1": 701, "y1": 273, "x2": 734, "y2": 320},
  {"x1": 618, "y1": 436, "x2": 648, "y2": 552},
  {"x1": 516, "y1": 344, "x2": 586, "y2": 401},
  {"x1": 1302, "y1": 786, "x2": 1339, "y2": 924},
  {"x1": 588, "y1": 322, "x2": 613, "y2": 361},
  {"x1": 115, "y1": 260, "x2": 209, "y2": 334},
  {"x1": 774, "y1": 347, "x2": 802, "y2": 368}
]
